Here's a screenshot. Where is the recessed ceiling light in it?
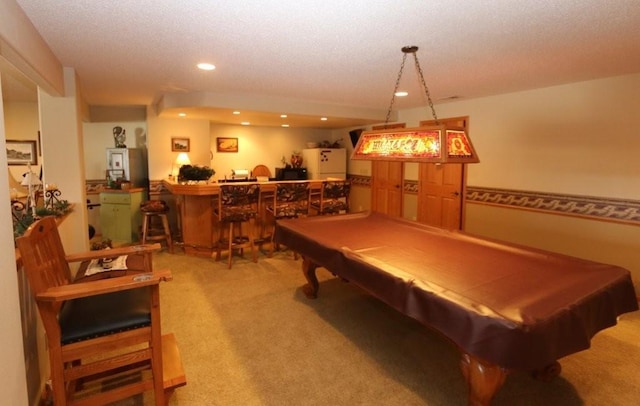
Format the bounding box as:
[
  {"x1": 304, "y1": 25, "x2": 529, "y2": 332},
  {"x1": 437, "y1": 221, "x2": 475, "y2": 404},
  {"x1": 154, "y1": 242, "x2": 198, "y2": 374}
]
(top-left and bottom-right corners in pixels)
[
  {"x1": 178, "y1": 112, "x2": 187, "y2": 117},
  {"x1": 233, "y1": 111, "x2": 241, "y2": 115},
  {"x1": 197, "y1": 63, "x2": 216, "y2": 71},
  {"x1": 241, "y1": 121, "x2": 250, "y2": 126},
  {"x1": 320, "y1": 117, "x2": 328, "y2": 121},
  {"x1": 281, "y1": 124, "x2": 290, "y2": 128},
  {"x1": 395, "y1": 91, "x2": 408, "y2": 97},
  {"x1": 280, "y1": 114, "x2": 288, "y2": 118}
]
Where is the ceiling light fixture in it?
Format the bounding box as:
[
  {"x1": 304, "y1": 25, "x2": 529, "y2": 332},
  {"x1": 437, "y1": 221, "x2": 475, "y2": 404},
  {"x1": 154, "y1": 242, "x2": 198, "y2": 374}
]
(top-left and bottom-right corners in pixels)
[
  {"x1": 320, "y1": 117, "x2": 328, "y2": 121},
  {"x1": 197, "y1": 63, "x2": 216, "y2": 71},
  {"x1": 241, "y1": 121, "x2": 250, "y2": 126},
  {"x1": 281, "y1": 124, "x2": 290, "y2": 128},
  {"x1": 352, "y1": 46, "x2": 479, "y2": 163},
  {"x1": 178, "y1": 112, "x2": 187, "y2": 117},
  {"x1": 394, "y1": 91, "x2": 408, "y2": 97},
  {"x1": 280, "y1": 114, "x2": 288, "y2": 118},
  {"x1": 233, "y1": 111, "x2": 240, "y2": 115}
]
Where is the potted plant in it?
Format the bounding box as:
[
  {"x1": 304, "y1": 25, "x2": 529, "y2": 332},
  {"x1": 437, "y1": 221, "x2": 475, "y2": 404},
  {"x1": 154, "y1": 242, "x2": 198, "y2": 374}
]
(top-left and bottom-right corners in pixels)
[{"x1": 178, "y1": 165, "x2": 215, "y2": 183}]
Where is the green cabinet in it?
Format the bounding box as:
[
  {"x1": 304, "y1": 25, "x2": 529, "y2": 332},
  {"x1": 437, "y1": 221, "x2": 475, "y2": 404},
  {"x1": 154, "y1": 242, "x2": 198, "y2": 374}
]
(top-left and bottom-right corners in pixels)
[{"x1": 100, "y1": 190, "x2": 144, "y2": 244}]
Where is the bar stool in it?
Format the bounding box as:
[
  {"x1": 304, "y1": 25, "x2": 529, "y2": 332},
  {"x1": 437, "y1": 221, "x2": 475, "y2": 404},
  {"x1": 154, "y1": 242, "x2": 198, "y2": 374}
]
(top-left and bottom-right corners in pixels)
[
  {"x1": 213, "y1": 184, "x2": 260, "y2": 268},
  {"x1": 265, "y1": 181, "x2": 310, "y2": 257},
  {"x1": 141, "y1": 200, "x2": 174, "y2": 253},
  {"x1": 310, "y1": 180, "x2": 351, "y2": 215}
]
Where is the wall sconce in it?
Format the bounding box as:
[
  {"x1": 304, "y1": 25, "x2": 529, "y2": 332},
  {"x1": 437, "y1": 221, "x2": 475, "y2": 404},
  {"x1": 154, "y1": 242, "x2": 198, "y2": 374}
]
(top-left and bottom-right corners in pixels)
[{"x1": 352, "y1": 46, "x2": 479, "y2": 163}]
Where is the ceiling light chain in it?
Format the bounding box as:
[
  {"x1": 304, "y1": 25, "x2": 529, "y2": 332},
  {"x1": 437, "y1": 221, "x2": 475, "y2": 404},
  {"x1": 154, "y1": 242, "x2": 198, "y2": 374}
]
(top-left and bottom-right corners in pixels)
[
  {"x1": 385, "y1": 45, "x2": 439, "y2": 126},
  {"x1": 384, "y1": 50, "x2": 410, "y2": 125}
]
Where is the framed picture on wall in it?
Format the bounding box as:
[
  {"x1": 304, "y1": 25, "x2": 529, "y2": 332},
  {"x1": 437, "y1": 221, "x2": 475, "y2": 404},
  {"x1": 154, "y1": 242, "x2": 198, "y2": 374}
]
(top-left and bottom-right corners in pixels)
[
  {"x1": 171, "y1": 137, "x2": 190, "y2": 152},
  {"x1": 216, "y1": 137, "x2": 239, "y2": 153},
  {"x1": 6, "y1": 140, "x2": 38, "y2": 165}
]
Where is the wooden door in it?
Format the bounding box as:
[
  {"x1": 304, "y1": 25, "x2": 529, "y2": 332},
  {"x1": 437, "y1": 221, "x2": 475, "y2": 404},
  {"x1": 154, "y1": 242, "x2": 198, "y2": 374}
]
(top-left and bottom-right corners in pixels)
[
  {"x1": 371, "y1": 160, "x2": 403, "y2": 216},
  {"x1": 417, "y1": 163, "x2": 463, "y2": 229},
  {"x1": 417, "y1": 116, "x2": 468, "y2": 230},
  {"x1": 370, "y1": 123, "x2": 405, "y2": 217}
]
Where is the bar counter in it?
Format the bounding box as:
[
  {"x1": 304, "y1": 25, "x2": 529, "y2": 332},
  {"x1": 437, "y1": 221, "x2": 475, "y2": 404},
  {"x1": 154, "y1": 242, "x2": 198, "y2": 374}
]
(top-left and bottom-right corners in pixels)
[{"x1": 162, "y1": 178, "x2": 324, "y2": 256}]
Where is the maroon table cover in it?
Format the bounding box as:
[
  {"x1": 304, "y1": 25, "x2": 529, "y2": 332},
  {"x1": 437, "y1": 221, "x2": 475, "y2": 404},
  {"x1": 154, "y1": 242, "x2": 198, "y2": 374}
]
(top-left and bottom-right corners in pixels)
[{"x1": 274, "y1": 211, "x2": 638, "y2": 370}]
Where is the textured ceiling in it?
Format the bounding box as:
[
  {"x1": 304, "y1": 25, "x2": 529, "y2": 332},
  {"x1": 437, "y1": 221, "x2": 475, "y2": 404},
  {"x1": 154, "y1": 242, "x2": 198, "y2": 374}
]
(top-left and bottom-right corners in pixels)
[{"x1": 10, "y1": 0, "x2": 640, "y2": 128}]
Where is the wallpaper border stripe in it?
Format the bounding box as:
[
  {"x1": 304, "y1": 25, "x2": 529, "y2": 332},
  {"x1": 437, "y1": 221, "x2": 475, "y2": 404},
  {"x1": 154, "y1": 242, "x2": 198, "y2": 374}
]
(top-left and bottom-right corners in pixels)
[{"x1": 466, "y1": 186, "x2": 640, "y2": 225}]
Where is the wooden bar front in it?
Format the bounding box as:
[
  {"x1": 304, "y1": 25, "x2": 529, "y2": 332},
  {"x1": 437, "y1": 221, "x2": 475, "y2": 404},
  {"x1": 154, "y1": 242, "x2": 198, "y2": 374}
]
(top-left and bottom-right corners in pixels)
[{"x1": 163, "y1": 179, "x2": 323, "y2": 257}]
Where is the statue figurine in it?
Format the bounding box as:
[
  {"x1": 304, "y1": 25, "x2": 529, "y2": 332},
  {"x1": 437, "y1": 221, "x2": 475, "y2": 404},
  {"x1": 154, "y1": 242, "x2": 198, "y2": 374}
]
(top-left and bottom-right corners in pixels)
[{"x1": 113, "y1": 126, "x2": 127, "y2": 148}]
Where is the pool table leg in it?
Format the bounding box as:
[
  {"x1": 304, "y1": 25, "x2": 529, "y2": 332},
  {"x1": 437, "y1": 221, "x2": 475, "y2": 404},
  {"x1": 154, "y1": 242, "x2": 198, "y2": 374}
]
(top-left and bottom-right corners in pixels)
[
  {"x1": 301, "y1": 257, "x2": 320, "y2": 299},
  {"x1": 460, "y1": 353, "x2": 507, "y2": 406}
]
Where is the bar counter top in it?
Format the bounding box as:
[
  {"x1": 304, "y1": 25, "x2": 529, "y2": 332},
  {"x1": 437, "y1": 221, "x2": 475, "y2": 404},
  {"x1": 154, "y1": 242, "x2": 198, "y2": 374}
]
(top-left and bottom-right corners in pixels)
[{"x1": 162, "y1": 178, "x2": 323, "y2": 196}]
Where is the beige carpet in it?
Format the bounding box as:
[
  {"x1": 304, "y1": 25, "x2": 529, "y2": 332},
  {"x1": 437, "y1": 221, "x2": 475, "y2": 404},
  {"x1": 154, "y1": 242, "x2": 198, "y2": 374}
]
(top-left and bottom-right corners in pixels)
[{"x1": 148, "y1": 249, "x2": 640, "y2": 405}]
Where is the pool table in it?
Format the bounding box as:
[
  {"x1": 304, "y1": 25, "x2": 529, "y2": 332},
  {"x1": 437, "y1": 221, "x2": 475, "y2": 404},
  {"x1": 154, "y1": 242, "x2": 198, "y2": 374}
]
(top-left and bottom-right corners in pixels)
[{"x1": 273, "y1": 211, "x2": 638, "y2": 405}]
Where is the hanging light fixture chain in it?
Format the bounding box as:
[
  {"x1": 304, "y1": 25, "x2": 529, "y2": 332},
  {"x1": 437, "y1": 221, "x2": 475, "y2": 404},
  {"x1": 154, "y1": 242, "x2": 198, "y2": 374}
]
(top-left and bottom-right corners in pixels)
[
  {"x1": 384, "y1": 52, "x2": 409, "y2": 125},
  {"x1": 412, "y1": 52, "x2": 439, "y2": 124}
]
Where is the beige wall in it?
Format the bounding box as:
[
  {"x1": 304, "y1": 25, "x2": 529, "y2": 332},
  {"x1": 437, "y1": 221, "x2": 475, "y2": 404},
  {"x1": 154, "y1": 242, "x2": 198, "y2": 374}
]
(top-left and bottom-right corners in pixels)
[
  {"x1": 0, "y1": 73, "x2": 29, "y2": 406},
  {"x1": 146, "y1": 107, "x2": 211, "y2": 180},
  {"x1": 396, "y1": 74, "x2": 640, "y2": 287},
  {"x1": 209, "y1": 124, "x2": 332, "y2": 179},
  {"x1": 3, "y1": 101, "x2": 40, "y2": 185},
  {"x1": 400, "y1": 74, "x2": 640, "y2": 198}
]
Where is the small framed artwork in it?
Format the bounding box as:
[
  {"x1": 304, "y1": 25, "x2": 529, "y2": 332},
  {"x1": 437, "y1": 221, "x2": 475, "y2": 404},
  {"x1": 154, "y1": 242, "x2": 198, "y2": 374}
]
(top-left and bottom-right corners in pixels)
[
  {"x1": 171, "y1": 137, "x2": 190, "y2": 152},
  {"x1": 6, "y1": 140, "x2": 38, "y2": 165},
  {"x1": 216, "y1": 137, "x2": 238, "y2": 153}
]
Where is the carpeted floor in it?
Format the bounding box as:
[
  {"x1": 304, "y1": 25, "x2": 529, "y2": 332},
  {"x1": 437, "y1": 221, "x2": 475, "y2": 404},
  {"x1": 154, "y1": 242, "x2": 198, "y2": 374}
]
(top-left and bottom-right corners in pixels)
[{"x1": 147, "y1": 249, "x2": 639, "y2": 405}]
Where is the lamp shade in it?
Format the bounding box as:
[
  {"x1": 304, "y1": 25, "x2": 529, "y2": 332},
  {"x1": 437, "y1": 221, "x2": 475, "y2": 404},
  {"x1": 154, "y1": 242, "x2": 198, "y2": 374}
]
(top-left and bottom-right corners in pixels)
[
  {"x1": 21, "y1": 172, "x2": 42, "y2": 186},
  {"x1": 351, "y1": 125, "x2": 479, "y2": 163},
  {"x1": 175, "y1": 152, "x2": 191, "y2": 166}
]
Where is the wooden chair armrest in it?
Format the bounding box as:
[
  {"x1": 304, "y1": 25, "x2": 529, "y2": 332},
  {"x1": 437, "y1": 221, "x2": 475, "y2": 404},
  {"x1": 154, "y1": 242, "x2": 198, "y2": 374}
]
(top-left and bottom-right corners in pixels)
[
  {"x1": 65, "y1": 243, "x2": 161, "y2": 263},
  {"x1": 36, "y1": 268, "x2": 172, "y2": 302}
]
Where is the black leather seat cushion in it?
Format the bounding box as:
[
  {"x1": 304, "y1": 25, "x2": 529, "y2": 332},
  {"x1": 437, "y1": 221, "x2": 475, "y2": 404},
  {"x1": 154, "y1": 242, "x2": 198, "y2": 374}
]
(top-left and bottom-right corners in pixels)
[{"x1": 59, "y1": 287, "x2": 151, "y2": 345}]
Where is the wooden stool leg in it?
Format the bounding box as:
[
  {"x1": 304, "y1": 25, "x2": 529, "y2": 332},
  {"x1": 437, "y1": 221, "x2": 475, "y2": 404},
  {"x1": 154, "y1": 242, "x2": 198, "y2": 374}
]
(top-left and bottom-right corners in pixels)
[
  {"x1": 249, "y1": 219, "x2": 257, "y2": 263},
  {"x1": 160, "y1": 214, "x2": 173, "y2": 254},
  {"x1": 227, "y1": 222, "x2": 234, "y2": 269},
  {"x1": 214, "y1": 222, "x2": 224, "y2": 262},
  {"x1": 142, "y1": 214, "x2": 150, "y2": 244}
]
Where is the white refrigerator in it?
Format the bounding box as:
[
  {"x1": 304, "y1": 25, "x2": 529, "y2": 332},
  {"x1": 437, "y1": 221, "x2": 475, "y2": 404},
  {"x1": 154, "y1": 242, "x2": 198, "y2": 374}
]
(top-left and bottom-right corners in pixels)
[{"x1": 302, "y1": 148, "x2": 347, "y2": 180}]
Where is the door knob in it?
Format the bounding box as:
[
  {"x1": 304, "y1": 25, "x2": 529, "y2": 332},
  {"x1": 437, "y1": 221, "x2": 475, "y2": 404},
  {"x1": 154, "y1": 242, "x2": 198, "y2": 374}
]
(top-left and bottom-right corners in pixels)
[{"x1": 452, "y1": 191, "x2": 460, "y2": 196}]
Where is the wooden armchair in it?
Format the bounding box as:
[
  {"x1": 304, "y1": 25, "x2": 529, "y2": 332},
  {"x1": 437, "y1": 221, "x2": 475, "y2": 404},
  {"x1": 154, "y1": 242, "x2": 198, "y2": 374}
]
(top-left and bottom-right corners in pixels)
[{"x1": 16, "y1": 216, "x2": 185, "y2": 405}]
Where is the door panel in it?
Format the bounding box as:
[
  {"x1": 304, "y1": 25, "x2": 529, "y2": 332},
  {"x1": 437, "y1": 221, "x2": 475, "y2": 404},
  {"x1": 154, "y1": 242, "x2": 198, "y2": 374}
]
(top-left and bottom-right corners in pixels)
[
  {"x1": 416, "y1": 117, "x2": 468, "y2": 230},
  {"x1": 370, "y1": 123, "x2": 405, "y2": 217},
  {"x1": 418, "y1": 162, "x2": 463, "y2": 229},
  {"x1": 371, "y1": 160, "x2": 403, "y2": 216}
]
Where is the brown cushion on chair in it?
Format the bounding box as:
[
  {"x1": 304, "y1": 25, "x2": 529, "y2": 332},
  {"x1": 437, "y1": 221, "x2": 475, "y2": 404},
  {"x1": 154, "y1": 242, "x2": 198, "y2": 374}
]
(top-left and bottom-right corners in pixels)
[{"x1": 59, "y1": 287, "x2": 151, "y2": 344}]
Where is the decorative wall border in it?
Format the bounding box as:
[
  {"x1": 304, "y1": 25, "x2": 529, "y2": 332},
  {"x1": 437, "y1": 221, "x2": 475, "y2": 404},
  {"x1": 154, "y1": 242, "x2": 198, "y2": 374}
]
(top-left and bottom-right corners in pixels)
[
  {"x1": 139, "y1": 178, "x2": 640, "y2": 226},
  {"x1": 85, "y1": 179, "x2": 107, "y2": 194},
  {"x1": 149, "y1": 179, "x2": 168, "y2": 196},
  {"x1": 347, "y1": 174, "x2": 371, "y2": 188},
  {"x1": 466, "y1": 186, "x2": 640, "y2": 225}
]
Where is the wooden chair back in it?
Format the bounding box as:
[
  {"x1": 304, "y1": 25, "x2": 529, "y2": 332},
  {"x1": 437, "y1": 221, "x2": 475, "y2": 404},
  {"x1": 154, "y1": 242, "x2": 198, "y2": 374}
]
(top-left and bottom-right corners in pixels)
[
  {"x1": 271, "y1": 181, "x2": 311, "y2": 218},
  {"x1": 18, "y1": 216, "x2": 73, "y2": 312},
  {"x1": 312, "y1": 180, "x2": 351, "y2": 215},
  {"x1": 216, "y1": 183, "x2": 261, "y2": 222},
  {"x1": 252, "y1": 164, "x2": 271, "y2": 178}
]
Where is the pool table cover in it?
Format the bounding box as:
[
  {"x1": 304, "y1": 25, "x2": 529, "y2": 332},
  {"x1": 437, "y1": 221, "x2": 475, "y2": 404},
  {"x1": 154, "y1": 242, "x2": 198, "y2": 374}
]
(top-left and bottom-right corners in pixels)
[{"x1": 274, "y1": 211, "x2": 638, "y2": 370}]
